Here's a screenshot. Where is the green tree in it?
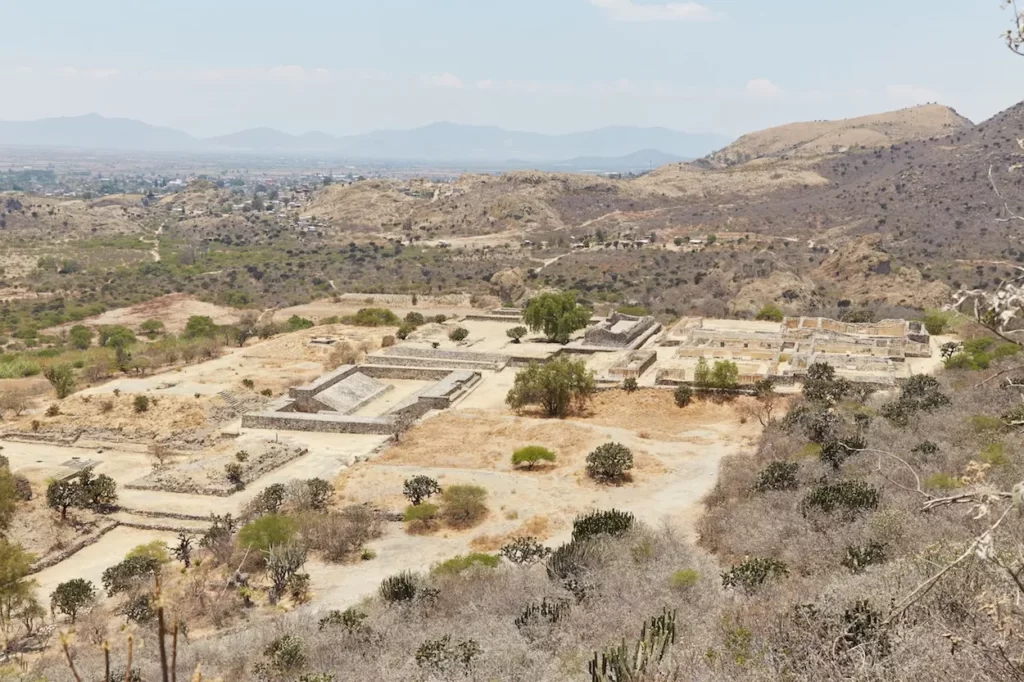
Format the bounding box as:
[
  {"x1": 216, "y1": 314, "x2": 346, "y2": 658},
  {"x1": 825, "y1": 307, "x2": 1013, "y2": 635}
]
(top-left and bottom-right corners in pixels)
[
  {"x1": 920, "y1": 310, "x2": 952, "y2": 336},
  {"x1": 183, "y1": 315, "x2": 219, "y2": 339},
  {"x1": 523, "y1": 292, "x2": 591, "y2": 344},
  {"x1": 50, "y1": 578, "x2": 96, "y2": 623},
  {"x1": 139, "y1": 319, "x2": 165, "y2": 337},
  {"x1": 506, "y1": 326, "x2": 528, "y2": 343},
  {"x1": 693, "y1": 357, "x2": 711, "y2": 386},
  {"x1": 0, "y1": 540, "x2": 35, "y2": 631},
  {"x1": 511, "y1": 446, "x2": 557, "y2": 470},
  {"x1": 98, "y1": 324, "x2": 137, "y2": 348},
  {"x1": 100, "y1": 324, "x2": 137, "y2": 370},
  {"x1": 46, "y1": 479, "x2": 79, "y2": 519},
  {"x1": 0, "y1": 469, "x2": 20, "y2": 532},
  {"x1": 506, "y1": 356, "x2": 595, "y2": 417},
  {"x1": 77, "y1": 467, "x2": 118, "y2": 510},
  {"x1": 43, "y1": 364, "x2": 76, "y2": 399},
  {"x1": 755, "y1": 304, "x2": 785, "y2": 322},
  {"x1": 68, "y1": 325, "x2": 94, "y2": 350},
  {"x1": 709, "y1": 360, "x2": 739, "y2": 389}
]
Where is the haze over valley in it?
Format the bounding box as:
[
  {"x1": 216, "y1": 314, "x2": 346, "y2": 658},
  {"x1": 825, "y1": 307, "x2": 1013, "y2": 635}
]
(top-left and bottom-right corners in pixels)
[{"x1": 2, "y1": 2, "x2": 1024, "y2": 681}]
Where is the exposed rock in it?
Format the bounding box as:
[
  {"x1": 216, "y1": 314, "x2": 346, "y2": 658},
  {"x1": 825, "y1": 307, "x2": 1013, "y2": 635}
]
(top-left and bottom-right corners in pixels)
[{"x1": 490, "y1": 268, "x2": 527, "y2": 304}]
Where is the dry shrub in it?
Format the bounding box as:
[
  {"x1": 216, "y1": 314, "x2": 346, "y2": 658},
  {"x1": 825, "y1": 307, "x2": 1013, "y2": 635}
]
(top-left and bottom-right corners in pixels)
[
  {"x1": 327, "y1": 341, "x2": 362, "y2": 369},
  {"x1": 440, "y1": 484, "x2": 488, "y2": 529},
  {"x1": 299, "y1": 506, "x2": 383, "y2": 563}
]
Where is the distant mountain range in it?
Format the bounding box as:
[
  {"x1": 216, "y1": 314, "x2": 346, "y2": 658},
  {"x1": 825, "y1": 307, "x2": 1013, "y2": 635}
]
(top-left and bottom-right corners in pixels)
[{"x1": 0, "y1": 114, "x2": 730, "y2": 165}]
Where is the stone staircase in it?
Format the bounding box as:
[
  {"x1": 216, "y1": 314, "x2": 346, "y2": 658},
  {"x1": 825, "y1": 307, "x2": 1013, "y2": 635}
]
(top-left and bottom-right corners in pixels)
[
  {"x1": 218, "y1": 391, "x2": 245, "y2": 415},
  {"x1": 314, "y1": 372, "x2": 392, "y2": 414}
]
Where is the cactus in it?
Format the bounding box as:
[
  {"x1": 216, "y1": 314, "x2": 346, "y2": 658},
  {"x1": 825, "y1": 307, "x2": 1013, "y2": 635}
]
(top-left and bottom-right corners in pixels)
[{"x1": 589, "y1": 608, "x2": 677, "y2": 682}]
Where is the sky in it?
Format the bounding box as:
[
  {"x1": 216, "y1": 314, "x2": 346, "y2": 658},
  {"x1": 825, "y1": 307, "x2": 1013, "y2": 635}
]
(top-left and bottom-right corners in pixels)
[{"x1": 0, "y1": 0, "x2": 1020, "y2": 138}]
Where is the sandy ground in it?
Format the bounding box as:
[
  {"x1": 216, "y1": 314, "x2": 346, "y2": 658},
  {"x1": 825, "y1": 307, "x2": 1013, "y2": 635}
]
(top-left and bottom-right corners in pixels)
[
  {"x1": 32, "y1": 528, "x2": 180, "y2": 599},
  {"x1": 312, "y1": 388, "x2": 759, "y2": 610},
  {"x1": 43, "y1": 294, "x2": 243, "y2": 336},
  {"x1": 76, "y1": 322, "x2": 392, "y2": 399}
]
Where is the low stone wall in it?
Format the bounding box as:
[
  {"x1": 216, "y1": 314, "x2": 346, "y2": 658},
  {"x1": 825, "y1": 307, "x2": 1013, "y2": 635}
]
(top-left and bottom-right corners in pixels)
[
  {"x1": 609, "y1": 350, "x2": 657, "y2": 379},
  {"x1": 243, "y1": 411, "x2": 395, "y2": 434},
  {"x1": 29, "y1": 521, "x2": 119, "y2": 575},
  {"x1": 363, "y1": 355, "x2": 500, "y2": 371},
  {"x1": 381, "y1": 347, "x2": 510, "y2": 364},
  {"x1": 359, "y1": 365, "x2": 457, "y2": 381}
]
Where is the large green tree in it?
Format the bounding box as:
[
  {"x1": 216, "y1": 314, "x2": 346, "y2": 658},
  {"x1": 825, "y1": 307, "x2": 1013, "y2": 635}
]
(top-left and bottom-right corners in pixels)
[
  {"x1": 506, "y1": 356, "x2": 595, "y2": 417},
  {"x1": 523, "y1": 292, "x2": 591, "y2": 344}
]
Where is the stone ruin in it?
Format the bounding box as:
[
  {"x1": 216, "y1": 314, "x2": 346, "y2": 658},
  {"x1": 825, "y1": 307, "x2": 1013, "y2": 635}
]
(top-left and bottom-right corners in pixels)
[
  {"x1": 242, "y1": 362, "x2": 480, "y2": 434},
  {"x1": 656, "y1": 316, "x2": 932, "y2": 386},
  {"x1": 584, "y1": 312, "x2": 661, "y2": 349},
  {"x1": 606, "y1": 350, "x2": 658, "y2": 380}
]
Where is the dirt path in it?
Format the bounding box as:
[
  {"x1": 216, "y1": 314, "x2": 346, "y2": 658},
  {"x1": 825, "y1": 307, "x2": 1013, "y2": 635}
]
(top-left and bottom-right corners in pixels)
[{"x1": 139, "y1": 221, "x2": 165, "y2": 263}]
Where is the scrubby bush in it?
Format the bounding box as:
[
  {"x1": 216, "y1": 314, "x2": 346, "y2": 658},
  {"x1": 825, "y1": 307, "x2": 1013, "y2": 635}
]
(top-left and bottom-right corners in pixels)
[
  {"x1": 670, "y1": 569, "x2": 700, "y2": 589},
  {"x1": 500, "y1": 536, "x2": 551, "y2": 565},
  {"x1": 841, "y1": 541, "x2": 886, "y2": 574},
  {"x1": 404, "y1": 312, "x2": 426, "y2": 327},
  {"x1": 622, "y1": 376, "x2": 639, "y2": 392},
  {"x1": 345, "y1": 308, "x2": 399, "y2": 327},
  {"x1": 448, "y1": 327, "x2": 469, "y2": 342},
  {"x1": 511, "y1": 445, "x2": 556, "y2": 470},
  {"x1": 431, "y1": 553, "x2": 500, "y2": 576},
  {"x1": 238, "y1": 514, "x2": 297, "y2": 553},
  {"x1": 920, "y1": 309, "x2": 953, "y2": 336},
  {"x1": 801, "y1": 480, "x2": 880, "y2": 519},
  {"x1": 752, "y1": 461, "x2": 799, "y2": 492},
  {"x1": 755, "y1": 304, "x2": 784, "y2": 322},
  {"x1": 802, "y1": 362, "x2": 851, "y2": 406},
  {"x1": 102, "y1": 555, "x2": 162, "y2": 596},
  {"x1": 880, "y1": 374, "x2": 951, "y2": 426},
  {"x1": 673, "y1": 384, "x2": 692, "y2": 407},
  {"x1": 572, "y1": 509, "x2": 635, "y2": 542},
  {"x1": 440, "y1": 485, "x2": 488, "y2": 528},
  {"x1": 133, "y1": 395, "x2": 150, "y2": 413},
  {"x1": 404, "y1": 503, "x2": 440, "y2": 532},
  {"x1": 586, "y1": 442, "x2": 634, "y2": 483},
  {"x1": 224, "y1": 462, "x2": 244, "y2": 489},
  {"x1": 721, "y1": 557, "x2": 788, "y2": 592}
]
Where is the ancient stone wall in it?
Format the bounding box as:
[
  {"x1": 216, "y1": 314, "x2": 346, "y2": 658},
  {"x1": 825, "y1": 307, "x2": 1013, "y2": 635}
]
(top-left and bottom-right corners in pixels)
[
  {"x1": 358, "y1": 365, "x2": 458, "y2": 381},
  {"x1": 290, "y1": 365, "x2": 360, "y2": 412}
]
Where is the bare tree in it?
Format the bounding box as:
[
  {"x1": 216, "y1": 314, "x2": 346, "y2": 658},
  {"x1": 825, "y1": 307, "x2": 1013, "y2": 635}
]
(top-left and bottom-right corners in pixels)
[{"x1": 1006, "y1": 0, "x2": 1024, "y2": 55}]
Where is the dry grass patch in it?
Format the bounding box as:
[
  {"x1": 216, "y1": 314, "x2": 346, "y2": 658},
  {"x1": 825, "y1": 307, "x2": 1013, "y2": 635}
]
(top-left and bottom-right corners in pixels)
[
  {"x1": 469, "y1": 515, "x2": 554, "y2": 551},
  {"x1": 379, "y1": 410, "x2": 600, "y2": 470},
  {"x1": 566, "y1": 389, "x2": 751, "y2": 441}
]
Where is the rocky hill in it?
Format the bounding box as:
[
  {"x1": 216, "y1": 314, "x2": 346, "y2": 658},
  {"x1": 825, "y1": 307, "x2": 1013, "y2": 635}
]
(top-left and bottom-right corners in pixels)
[{"x1": 700, "y1": 104, "x2": 974, "y2": 168}]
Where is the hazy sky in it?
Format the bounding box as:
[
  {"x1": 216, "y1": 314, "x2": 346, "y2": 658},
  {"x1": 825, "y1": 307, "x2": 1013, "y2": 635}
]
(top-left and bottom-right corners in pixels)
[{"x1": 0, "y1": 0, "x2": 1020, "y2": 137}]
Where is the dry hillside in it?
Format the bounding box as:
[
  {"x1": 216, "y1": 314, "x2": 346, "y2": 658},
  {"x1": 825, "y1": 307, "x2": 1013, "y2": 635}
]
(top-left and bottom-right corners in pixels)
[{"x1": 702, "y1": 104, "x2": 974, "y2": 167}]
